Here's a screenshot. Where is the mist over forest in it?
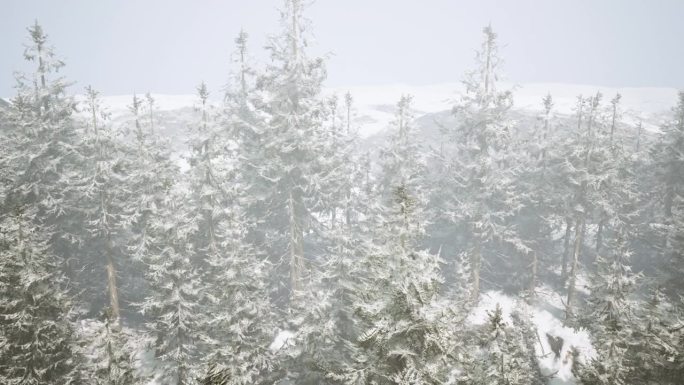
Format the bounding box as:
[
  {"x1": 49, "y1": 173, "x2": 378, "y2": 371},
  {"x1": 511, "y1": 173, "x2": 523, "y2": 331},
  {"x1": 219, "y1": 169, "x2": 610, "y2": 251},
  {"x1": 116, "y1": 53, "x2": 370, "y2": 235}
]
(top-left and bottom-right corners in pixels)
[{"x1": 1, "y1": 1, "x2": 683, "y2": 384}]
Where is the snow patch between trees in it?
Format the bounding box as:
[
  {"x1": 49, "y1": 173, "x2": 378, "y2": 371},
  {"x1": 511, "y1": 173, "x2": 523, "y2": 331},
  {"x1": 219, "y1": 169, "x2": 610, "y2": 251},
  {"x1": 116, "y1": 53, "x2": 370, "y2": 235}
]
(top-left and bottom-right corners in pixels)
[
  {"x1": 269, "y1": 330, "x2": 296, "y2": 353},
  {"x1": 468, "y1": 290, "x2": 596, "y2": 384}
]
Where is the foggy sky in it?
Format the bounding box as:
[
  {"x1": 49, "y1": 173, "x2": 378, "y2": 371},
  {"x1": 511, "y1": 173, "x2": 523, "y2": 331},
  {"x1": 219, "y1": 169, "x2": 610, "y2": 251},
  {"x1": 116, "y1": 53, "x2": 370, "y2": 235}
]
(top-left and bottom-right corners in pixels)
[{"x1": 1, "y1": 0, "x2": 683, "y2": 97}]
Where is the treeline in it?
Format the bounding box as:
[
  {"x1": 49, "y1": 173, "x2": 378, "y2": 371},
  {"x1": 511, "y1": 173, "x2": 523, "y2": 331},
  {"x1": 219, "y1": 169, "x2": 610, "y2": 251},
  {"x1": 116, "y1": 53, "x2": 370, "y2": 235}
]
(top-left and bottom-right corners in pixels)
[{"x1": 1, "y1": 1, "x2": 683, "y2": 384}]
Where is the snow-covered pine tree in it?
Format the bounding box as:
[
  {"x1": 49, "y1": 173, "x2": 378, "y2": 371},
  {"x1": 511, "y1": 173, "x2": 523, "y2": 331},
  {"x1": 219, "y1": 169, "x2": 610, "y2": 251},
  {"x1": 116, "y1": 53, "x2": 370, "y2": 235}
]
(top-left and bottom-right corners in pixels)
[
  {"x1": 340, "y1": 95, "x2": 449, "y2": 384},
  {"x1": 79, "y1": 85, "x2": 131, "y2": 321},
  {"x1": 83, "y1": 308, "x2": 139, "y2": 385},
  {"x1": 375, "y1": 95, "x2": 429, "y2": 250},
  {"x1": 650, "y1": 92, "x2": 684, "y2": 290},
  {"x1": 629, "y1": 287, "x2": 681, "y2": 384},
  {"x1": 592, "y1": 93, "x2": 629, "y2": 259},
  {"x1": 185, "y1": 81, "x2": 226, "y2": 271},
  {"x1": 126, "y1": 91, "x2": 178, "y2": 264},
  {"x1": 576, "y1": 228, "x2": 640, "y2": 385},
  {"x1": 0, "y1": 207, "x2": 83, "y2": 384},
  {"x1": 184, "y1": 82, "x2": 274, "y2": 384},
  {"x1": 317, "y1": 92, "x2": 359, "y2": 231},
  {"x1": 122, "y1": 86, "x2": 200, "y2": 385},
  {"x1": 247, "y1": 2, "x2": 367, "y2": 377},
  {"x1": 252, "y1": 0, "x2": 331, "y2": 302},
  {"x1": 514, "y1": 93, "x2": 564, "y2": 296},
  {"x1": 220, "y1": 29, "x2": 270, "y2": 258},
  {"x1": 563, "y1": 92, "x2": 603, "y2": 323},
  {"x1": 280, "y1": 91, "x2": 377, "y2": 385},
  {"x1": 349, "y1": 232, "x2": 447, "y2": 384},
  {"x1": 446, "y1": 25, "x2": 522, "y2": 301},
  {"x1": 1, "y1": 21, "x2": 85, "y2": 285},
  {"x1": 461, "y1": 304, "x2": 540, "y2": 385},
  {"x1": 139, "y1": 187, "x2": 207, "y2": 385}
]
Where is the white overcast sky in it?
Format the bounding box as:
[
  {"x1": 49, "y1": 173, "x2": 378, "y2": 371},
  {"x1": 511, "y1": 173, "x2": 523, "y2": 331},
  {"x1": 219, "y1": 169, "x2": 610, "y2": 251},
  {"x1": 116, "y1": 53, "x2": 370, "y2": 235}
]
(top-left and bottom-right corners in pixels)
[{"x1": 1, "y1": 0, "x2": 683, "y2": 96}]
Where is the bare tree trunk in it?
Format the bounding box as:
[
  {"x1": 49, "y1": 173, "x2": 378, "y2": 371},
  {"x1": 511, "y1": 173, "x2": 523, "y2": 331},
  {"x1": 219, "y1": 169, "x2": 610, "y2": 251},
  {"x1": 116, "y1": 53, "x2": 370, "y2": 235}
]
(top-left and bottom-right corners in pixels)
[
  {"x1": 561, "y1": 217, "x2": 573, "y2": 280},
  {"x1": 565, "y1": 214, "x2": 585, "y2": 323},
  {"x1": 105, "y1": 237, "x2": 120, "y2": 322}
]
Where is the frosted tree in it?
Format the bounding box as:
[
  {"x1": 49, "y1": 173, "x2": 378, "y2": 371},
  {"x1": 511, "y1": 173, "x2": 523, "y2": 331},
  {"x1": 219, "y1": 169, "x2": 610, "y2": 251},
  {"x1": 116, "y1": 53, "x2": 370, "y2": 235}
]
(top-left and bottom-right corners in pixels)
[
  {"x1": 593, "y1": 93, "x2": 630, "y2": 257},
  {"x1": 220, "y1": 29, "x2": 268, "y2": 253},
  {"x1": 252, "y1": 0, "x2": 331, "y2": 301},
  {"x1": 126, "y1": 92, "x2": 178, "y2": 264},
  {"x1": 461, "y1": 304, "x2": 540, "y2": 385},
  {"x1": 83, "y1": 308, "x2": 139, "y2": 385},
  {"x1": 576, "y1": 230, "x2": 640, "y2": 385},
  {"x1": 185, "y1": 81, "x2": 226, "y2": 270},
  {"x1": 629, "y1": 287, "x2": 682, "y2": 383},
  {"x1": 345, "y1": 220, "x2": 447, "y2": 383},
  {"x1": 139, "y1": 188, "x2": 208, "y2": 385},
  {"x1": 376, "y1": 95, "x2": 428, "y2": 248},
  {"x1": 650, "y1": 92, "x2": 684, "y2": 287},
  {"x1": 514, "y1": 93, "x2": 565, "y2": 296},
  {"x1": 79, "y1": 86, "x2": 130, "y2": 321},
  {"x1": 185, "y1": 83, "x2": 275, "y2": 383},
  {"x1": 332, "y1": 96, "x2": 449, "y2": 384},
  {"x1": 68, "y1": 86, "x2": 143, "y2": 384},
  {"x1": 318, "y1": 92, "x2": 360, "y2": 232},
  {"x1": 563, "y1": 92, "x2": 604, "y2": 322},
  {"x1": 125, "y1": 90, "x2": 200, "y2": 385},
  {"x1": 1, "y1": 22, "x2": 85, "y2": 281},
  {"x1": 280, "y1": 92, "x2": 375, "y2": 384},
  {"x1": 446, "y1": 25, "x2": 521, "y2": 301},
  {"x1": 0, "y1": 207, "x2": 83, "y2": 384}
]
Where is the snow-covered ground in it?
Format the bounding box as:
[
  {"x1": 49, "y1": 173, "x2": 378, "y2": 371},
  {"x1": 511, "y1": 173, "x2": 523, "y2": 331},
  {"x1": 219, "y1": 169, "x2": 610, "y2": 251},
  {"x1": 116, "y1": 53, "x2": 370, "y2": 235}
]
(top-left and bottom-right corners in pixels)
[{"x1": 468, "y1": 289, "x2": 596, "y2": 385}]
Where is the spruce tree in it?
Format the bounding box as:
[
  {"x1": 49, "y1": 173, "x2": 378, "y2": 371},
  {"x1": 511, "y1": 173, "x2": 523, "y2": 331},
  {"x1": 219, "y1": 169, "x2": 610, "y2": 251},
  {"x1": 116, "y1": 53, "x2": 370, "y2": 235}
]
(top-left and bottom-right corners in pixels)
[
  {"x1": 0, "y1": 207, "x2": 83, "y2": 384},
  {"x1": 651, "y1": 92, "x2": 684, "y2": 289},
  {"x1": 461, "y1": 304, "x2": 539, "y2": 385},
  {"x1": 139, "y1": 187, "x2": 207, "y2": 385},
  {"x1": 79, "y1": 86, "x2": 131, "y2": 321},
  {"x1": 342, "y1": 96, "x2": 448, "y2": 384},
  {"x1": 446, "y1": 25, "x2": 520, "y2": 301},
  {"x1": 2, "y1": 22, "x2": 85, "y2": 285},
  {"x1": 576, "y1": 230, "x2": 640, "y2": 385},
  {"x1": 82, "y1": 308, "x2": 139, "y2": 385},
  {"x1": 186, "y1": 82, "x2": 275, "y2": 384},
  {"x1": 253, "y1": 0, "x2": 330, "y2": 302}
]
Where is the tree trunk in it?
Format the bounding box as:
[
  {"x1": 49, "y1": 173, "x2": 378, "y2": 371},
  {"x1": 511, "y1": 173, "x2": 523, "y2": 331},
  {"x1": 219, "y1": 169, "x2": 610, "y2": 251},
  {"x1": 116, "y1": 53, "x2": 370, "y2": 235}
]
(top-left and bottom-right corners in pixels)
[
  {"x1": 561, "y1": 217, "x2": 573, "y2": 280},
  {"x1": 565, "y1": 214, "x2": 585, "y2": 323},
  {"x1": 105, "y1": 238, "x2": 120, "y2": 322}
]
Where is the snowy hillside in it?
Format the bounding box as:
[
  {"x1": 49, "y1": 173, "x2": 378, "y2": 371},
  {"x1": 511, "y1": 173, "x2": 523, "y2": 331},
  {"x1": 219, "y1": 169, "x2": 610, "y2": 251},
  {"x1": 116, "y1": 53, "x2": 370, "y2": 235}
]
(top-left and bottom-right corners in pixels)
[
  {"x1": 326, "y1": 83, "x2": 678, "y2": 137},
  {"x1": 81, "y1": 83, "x2": 679, "y2": 139}
]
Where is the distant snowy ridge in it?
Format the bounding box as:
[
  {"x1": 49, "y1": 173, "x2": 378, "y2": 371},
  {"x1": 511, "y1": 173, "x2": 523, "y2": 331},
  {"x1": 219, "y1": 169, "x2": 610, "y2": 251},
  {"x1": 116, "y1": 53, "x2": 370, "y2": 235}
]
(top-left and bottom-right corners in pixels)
[
  {"x1": 59, "y1": 83, "x2": 679, "y2": 138},
  {"x1": 326, "y1": 82, "x2": 679, "y2": 136}
]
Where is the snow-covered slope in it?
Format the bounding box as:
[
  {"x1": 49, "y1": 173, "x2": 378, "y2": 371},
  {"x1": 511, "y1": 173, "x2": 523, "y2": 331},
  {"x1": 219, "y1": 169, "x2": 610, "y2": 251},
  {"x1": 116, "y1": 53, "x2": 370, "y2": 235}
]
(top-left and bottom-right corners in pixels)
[
  {"x1": 58, "y1": 83, "x2": 679, "y2": 140},
  {"x1": 326, "y1": 82, "x2": 679, "y2": 137}
]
